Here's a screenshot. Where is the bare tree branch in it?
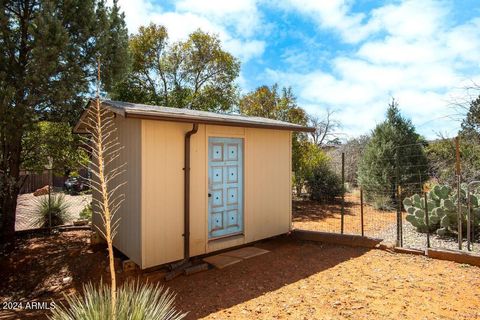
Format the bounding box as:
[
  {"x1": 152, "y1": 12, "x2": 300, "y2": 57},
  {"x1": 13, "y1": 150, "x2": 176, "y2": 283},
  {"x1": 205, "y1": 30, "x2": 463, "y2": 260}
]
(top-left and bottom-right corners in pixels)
[{"x1": 309, "y1": 109, "x2": 341, "y2": 146}]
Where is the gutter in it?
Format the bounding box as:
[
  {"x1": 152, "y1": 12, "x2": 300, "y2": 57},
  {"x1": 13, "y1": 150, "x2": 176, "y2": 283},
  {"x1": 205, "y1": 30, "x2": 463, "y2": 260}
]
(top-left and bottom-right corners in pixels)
[{"x1": 183, "y1": 124, "x2": 199, "y2": 260}]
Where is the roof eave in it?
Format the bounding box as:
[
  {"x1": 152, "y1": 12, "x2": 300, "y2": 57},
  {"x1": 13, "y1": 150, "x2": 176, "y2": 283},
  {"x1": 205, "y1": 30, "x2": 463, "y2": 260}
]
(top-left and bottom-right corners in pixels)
[
  {"x1": 124, "y1": 110, "x2": 315, "y2": 132},
  {"x1": 73, "y1": 99, "x2": 127, "y2": 134}
]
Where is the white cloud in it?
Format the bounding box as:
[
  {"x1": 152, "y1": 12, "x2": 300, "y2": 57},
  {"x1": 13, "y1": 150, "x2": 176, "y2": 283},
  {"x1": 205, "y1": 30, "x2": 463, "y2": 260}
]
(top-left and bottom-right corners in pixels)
[
  {"x1": 369, "y1": 0, "x2": 449, "y2": 40},
  {"x1": 276, "y1": 0, "x2": 377, "y2": 43},
  {"x1": 175, "y1": 0, "x2": 261, "y2": 37},
  {"x1": 111, "y1": 0, "x2": 480, "y2": 139},
  {"x1": 266, "y1": 0, "x2": 480, "y2": 139},
  {"x1": 114, "y1": 0, "x2": 161, "y2": 34},
  {"x1": 113, "y1": 0, "x2": 265, "y2": 63}
]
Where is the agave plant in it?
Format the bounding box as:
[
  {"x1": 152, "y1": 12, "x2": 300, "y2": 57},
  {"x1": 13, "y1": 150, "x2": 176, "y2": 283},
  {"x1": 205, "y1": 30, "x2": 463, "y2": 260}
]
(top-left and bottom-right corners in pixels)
[
  {"x1": 32, "y1": 194, "x2": 71, "y2": 228},
  {"x1": 49, "y1": 281, "x2": 187, "y2": 320}
]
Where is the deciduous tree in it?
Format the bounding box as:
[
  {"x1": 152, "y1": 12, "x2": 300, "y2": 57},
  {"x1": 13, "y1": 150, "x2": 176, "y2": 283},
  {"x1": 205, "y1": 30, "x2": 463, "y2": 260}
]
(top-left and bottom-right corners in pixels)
[
  {"x1": 22, "y1": 121, "x2": 89, "y2": 176},
  {"x1": 240, "y1": 84, "x2": 312, "y2": 193},
  {"x1": 309, "y1": 110, "x2": 341, "y2": 146},
  {"x1": 112, "y1": 24, "x2": 240, "y2": 112}
]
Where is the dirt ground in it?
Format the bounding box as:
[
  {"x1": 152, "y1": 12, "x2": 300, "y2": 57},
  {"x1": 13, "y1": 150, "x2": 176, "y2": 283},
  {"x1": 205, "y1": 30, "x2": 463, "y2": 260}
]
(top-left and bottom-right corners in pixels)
[
  {"x1": 293, "y1": 193, "x2": 398, "y2": 239},
  {"x1": 1, "y1": 230, "x2": 480, "y2": 320}
]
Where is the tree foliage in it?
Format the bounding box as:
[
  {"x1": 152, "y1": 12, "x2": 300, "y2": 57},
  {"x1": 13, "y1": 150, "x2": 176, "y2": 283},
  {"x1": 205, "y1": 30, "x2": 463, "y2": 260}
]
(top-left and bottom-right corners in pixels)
[
  {"x1": 22, "y1": 121, "x2": 89, "y2": 175},
  {"x1": 426, "y1": 94, "x2": 480, "y2": 185},
  {"x1": 307, "y1": 161, "x2": 344, "y2": 202},
  {"x1": 293, "y1": 141, "x2": 329, "y2": 195},
  {"x1": 427, "y1": 137, "x2": 480, "y2": 185},
  {"x1": 460, "y1": 95, "x2": 480, "y2": 140},
  {"x1": 112, "y1": 24, "x2": 240, "y2": 112},
  {"x1": 0, "y1": 0, "x2": 129, "y2": 240},
  {"x1": 239, "y1": 84, "x2": 311, "y2": 193},
  {"x1": 239, "y1": 84, "x2": 307, "y2": 124},
  {"x1": 358, "y1": 99, "x2": 428, "y2": 204}
]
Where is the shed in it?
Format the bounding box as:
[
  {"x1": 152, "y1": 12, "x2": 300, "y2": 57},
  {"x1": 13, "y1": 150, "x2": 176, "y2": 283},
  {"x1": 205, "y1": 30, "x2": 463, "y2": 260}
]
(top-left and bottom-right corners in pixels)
[{"x1": 74, "y1": 100, "x2": 314, "y2": 269}]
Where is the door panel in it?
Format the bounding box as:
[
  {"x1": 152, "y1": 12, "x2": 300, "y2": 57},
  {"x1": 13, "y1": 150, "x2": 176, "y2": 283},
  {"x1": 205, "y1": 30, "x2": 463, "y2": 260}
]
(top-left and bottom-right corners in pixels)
[{"x1": 208, "y1": 137, "x2": 243, "y2": 239}]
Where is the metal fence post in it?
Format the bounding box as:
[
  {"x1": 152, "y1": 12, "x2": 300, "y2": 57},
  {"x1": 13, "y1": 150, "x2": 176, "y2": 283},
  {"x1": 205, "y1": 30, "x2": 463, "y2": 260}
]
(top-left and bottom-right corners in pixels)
[
  {"x1": 424, "y1": 192, "x2": 430, "y2": 248},
  {"x1": 466, "y1": 181, "x2": 480, "y2": 251},
  {"x1": 467, "y1": 187, "x2": 472, "y2": 251},
  {"x1": 47, "y1": 157, "x2": 53, "y2": 231},
  {"x1": 360, "y1": 188, "x2": 364, "y2": 237},
  {"x1": 455, "y1": 137, "x2": 462, "y2": 250},
  {"x1": 395, "y1": 151, "x2": 402, "y2": 247},
  {"x1": 341, "y1": 152, "x2": 345, "y2": 234}
]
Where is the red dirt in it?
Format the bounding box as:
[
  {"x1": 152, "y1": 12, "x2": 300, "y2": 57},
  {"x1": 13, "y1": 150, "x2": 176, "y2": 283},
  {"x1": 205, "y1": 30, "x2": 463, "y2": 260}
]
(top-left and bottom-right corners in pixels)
[
  {"x1": 1, "y1": 231, "x2": 480, "y2": 319},
  {"x1": 293, "y1": 193, "x2": 398, "y2": 238}
]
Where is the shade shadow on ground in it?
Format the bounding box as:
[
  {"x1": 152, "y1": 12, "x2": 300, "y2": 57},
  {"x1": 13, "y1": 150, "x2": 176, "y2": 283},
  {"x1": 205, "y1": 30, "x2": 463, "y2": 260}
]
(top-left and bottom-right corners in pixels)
[
  {"x1": 293, "y1": 193, "x2": 398, "y2": 238},
  {"x1": 146, "y1": 237, "x2": 369, "y2": 319},
  {"x1": 0, "y1": 232, "x2": 368, "y2": 319}
]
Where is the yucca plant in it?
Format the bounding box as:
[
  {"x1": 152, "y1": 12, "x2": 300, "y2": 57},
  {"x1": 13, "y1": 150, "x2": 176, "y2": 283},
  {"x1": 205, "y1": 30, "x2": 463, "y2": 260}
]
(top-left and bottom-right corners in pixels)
[
  {"x1": 32, "y1": 194, "x2": 71, "y2": 228},
  {"x1": 50, "y1": 281, "x2": 187, "y2": 320}
]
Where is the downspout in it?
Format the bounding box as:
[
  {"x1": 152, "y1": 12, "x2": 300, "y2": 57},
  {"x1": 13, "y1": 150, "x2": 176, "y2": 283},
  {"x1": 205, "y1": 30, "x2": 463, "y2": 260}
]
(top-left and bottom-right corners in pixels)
[{"x1": 184, "y1": 123, "x2": 198, "y2": 260}]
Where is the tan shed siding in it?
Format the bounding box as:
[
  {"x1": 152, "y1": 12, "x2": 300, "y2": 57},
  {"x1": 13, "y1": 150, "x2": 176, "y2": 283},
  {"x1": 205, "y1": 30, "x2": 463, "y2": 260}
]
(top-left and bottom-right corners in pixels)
[
  {"x1": 189, "y1": 125, "x2": 207, "y2": 257},
  {"x1": 92, "y1": 115, "x2": 142, "y2": 266},
  {"x1": 141, "y1": 121, "x2": 291, "y2": 267},
  {"x1": 141, "y1": 120, "x2": 191, "y2": 268},
  {"x1": 289, "y1": 131, "x2": 293, "y2": 230},
  {"x1": 244, "y1": 128, "x2": 291, "y2": 242}
]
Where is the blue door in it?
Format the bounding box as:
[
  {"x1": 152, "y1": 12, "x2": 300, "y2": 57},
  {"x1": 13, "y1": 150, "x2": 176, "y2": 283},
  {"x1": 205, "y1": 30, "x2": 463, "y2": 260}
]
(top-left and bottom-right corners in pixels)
[{"x1": 208, "y1": 137, "x2": 243, "y2": 239}]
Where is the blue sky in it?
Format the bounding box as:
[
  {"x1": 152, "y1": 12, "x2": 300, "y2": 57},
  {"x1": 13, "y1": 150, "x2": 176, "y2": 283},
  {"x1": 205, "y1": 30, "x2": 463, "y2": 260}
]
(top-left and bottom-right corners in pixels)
[{"x1": 113, "y1": 0, "x2": 480, "y2": 140}]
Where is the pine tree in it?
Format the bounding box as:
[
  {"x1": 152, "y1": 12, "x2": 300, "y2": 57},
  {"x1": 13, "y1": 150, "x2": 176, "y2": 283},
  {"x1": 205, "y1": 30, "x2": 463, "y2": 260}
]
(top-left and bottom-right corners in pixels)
[
  {"x1": 460, "y1": 95, "x2": 480, "y2": 140},
  {"x1": 0, "y1": 0, "x2": 129, "y2": 242},
  {"x1": 357, "y1": 99, "x2": 428, "y2": 207}
]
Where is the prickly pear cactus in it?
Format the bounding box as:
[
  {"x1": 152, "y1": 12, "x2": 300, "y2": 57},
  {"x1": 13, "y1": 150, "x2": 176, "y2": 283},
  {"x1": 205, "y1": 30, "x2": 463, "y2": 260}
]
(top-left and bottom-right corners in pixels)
[{"x1": 403, "y1": 184, "x2": 480, "y2": 236}]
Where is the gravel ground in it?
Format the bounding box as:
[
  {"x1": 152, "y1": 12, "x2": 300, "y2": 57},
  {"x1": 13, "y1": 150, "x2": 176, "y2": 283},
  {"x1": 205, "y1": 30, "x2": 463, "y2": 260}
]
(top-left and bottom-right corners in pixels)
[
  {"x1": 397, "y1": 222, "x2": 480, "y2": 253},
  {"x1": 15, "y1": 192, "x2": 92, "y2": 231},
  {"x1": 295, "y1": 196, "x2": 480, "y2": 253}
]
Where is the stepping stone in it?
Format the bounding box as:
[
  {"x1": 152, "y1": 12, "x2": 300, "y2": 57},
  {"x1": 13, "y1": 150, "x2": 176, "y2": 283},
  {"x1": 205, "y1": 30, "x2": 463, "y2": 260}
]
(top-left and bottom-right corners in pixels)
[
  {"x1": 221, "y1": 247, "x2": 270, "y2": 259},
  {"x1": 203, "y1": 254, "x2": 243, "y2": 269},
  {"x1": 203, "y1": 247, "x2": 270, "y2": 269}
]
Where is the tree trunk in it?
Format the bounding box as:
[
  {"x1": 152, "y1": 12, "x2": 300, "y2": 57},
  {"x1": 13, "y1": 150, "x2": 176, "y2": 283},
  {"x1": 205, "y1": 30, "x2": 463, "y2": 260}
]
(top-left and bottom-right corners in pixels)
[
  {"x1": 0, "y1": 134, "x2": 22, "y2": 244},
  {"x1": 1, "y1": 188, "x2": 18, "y2": 242}
]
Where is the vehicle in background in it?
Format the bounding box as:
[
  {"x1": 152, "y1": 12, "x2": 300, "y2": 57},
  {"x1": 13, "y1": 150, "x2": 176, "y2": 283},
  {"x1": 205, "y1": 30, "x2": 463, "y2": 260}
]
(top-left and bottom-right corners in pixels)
[{"x1": 64, "y1": 176, "x2": 90, "y2": 195}]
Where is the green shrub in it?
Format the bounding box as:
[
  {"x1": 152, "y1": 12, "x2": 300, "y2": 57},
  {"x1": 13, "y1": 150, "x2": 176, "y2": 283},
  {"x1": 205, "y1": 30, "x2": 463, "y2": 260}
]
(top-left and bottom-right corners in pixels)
[
  {"x1": 307, "y1": 163, "x2": 344, "y2": 202},
  {"x1": 33, "y1": 194, "x2": 70, "y2": 228},
  {"x1": 50, "y1": 281, "x2": 187, "y2": 320},
  {"x1": 69, "y1": 171, "x2": 80, "y2": 178},
  {"x1": 79, "y1": 203, "x2": 92, "y2": 221},
  {"x1": 371, "y1": 193, "x2": 394, "y2": 211}
]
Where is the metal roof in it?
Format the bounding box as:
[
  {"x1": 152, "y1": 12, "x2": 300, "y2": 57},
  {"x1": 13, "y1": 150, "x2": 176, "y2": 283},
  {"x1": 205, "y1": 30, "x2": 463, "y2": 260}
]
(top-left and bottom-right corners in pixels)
[{"x1": 74, "y1": 99, "x2": 315, "y2": 133}]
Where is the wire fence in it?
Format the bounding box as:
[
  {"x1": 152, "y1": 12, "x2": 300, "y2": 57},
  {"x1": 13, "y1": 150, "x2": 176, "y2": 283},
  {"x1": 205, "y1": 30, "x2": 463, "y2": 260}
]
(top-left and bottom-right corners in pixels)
[
  {"x1": 293, "y1": 140, "x2": 480, "y2": 253},
  {"x1": 14, "y1": 169, "x2": 92, "y2": 232}
]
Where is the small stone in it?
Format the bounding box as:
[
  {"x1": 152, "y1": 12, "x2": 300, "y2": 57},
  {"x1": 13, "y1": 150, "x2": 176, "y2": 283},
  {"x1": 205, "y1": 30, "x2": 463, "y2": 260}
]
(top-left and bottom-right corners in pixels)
[
  {"x1": 122, "y1": 259, "x2": 138, "y2": 272},
  {"x1": 62, "y1": 276, "x2": 72, "y2": 285}
]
